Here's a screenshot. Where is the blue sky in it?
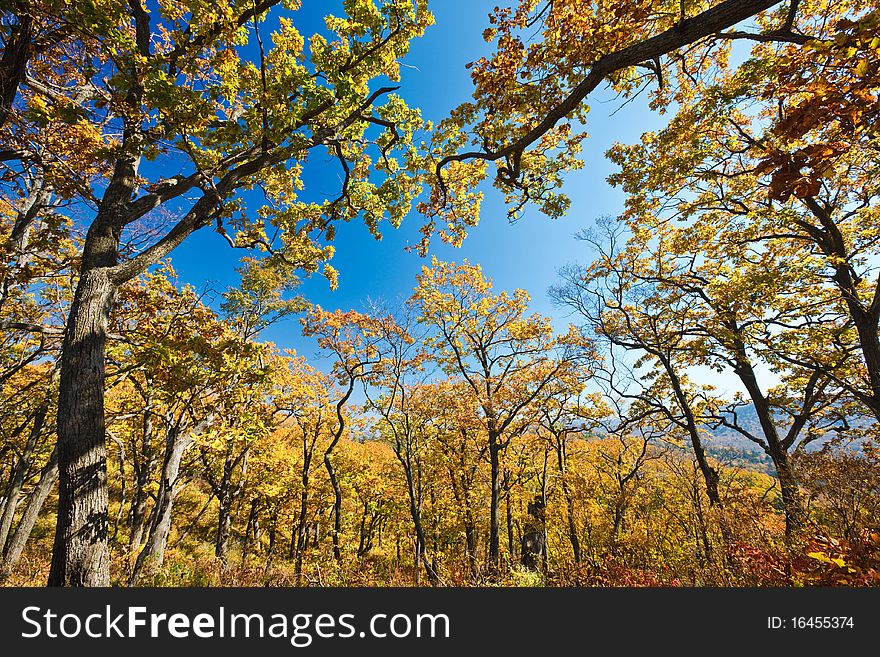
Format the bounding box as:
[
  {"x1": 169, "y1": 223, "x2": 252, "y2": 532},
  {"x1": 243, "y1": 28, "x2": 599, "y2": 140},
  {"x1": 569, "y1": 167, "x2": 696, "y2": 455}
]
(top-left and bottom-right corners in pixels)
[{"x1": 168, "y1": 1, "x2": 670, "y2": 362}]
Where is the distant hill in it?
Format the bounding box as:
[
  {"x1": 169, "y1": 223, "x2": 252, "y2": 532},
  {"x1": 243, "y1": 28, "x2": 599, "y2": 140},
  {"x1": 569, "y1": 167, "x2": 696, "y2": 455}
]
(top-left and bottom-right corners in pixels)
[
  {"x1": 703, "y1": 403, "x2": 766, "y2": 452},
  {"x1": 702, "y1": 404, "x2": 808, "y2": 474}
]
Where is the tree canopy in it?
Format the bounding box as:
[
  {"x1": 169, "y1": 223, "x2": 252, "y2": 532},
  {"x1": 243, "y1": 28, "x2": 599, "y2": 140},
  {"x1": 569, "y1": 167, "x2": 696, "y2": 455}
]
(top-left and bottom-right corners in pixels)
[{"x1": 1, "y1": 0, "x2": 879, "y2": 588}]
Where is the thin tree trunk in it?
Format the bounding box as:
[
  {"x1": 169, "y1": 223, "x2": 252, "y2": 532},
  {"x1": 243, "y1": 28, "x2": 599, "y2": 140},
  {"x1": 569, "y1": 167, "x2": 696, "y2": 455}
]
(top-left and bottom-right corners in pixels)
[
  {"x1": 730, "y1": 337, "x2": 804, "y2": 537},
  {"x1": 561, "y1": 482, "x2": 581, "y2": 563},
  {"x1": 129, "y1": 427, "x2": 193, "y2": 584},
  {"x1": 398, "y1": 452, "x2": 438, "y2": 585},
  {"x1": 213, "y1": 444, "x2": 249, "y2": 563},
  {"x1": 324, "y1": 381, "x2": 355, "y2": 563},
  {"x1": 215, "y1": 490, "x2": 232, "y2": 561},
  {"x1": 1, "y1": 446, "x2": 58, "y2": 576},
  {"x1": 611, "y1": 497, "x2": 625, "y2": 555},
  {"x1": 293, "y1": 483, "x2": 309, "y2": 580},
  {"x1": 265, "y1": 508, "x2": 278, "y2": 571},
  {"x1": 325, "y1": 452, "x2": 342, "y2": 561},
  {"x1": 659, "y1": 353, "x2": 723, "y2": 507},
  {"x1": 242, "y1": 499, "x2": 258, "y2": 562},
  {"x1": 446, "y1": 451, "x2": 478, "y2": 579},
  {"x1": 464, "y1": 513, "x2": 478, "y2": 580},
  {"x1": 692, "y1": 480, "x2": 712, "y2": 564},
  {"x1": 357, "y1": 501, "x2": 371, "y2": 558},
  {"x1": 0, "y1": 401, "x2": 47, "y2": 550},
  {"x1": 128, "y1": 403, "x2": 156, "y2": 549},
  {"x1": 293, "y1": 450, "x2": 312, "y2": 582},
  {"x1": 505, "y1": 486, "x2": 515, "y2": 559}
]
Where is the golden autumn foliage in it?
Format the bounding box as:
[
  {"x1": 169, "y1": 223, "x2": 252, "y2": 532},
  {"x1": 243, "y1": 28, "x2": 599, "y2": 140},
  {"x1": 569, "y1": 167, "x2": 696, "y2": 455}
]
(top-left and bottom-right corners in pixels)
[{"x1": 2, "y1": 0, "x2": 880, "y2": 588}]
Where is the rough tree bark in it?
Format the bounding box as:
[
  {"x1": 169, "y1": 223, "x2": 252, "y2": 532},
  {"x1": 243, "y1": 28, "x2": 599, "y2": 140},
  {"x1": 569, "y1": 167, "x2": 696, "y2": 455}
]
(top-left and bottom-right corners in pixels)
[
  {"x1": 49, "y1": 265, "x2": 119, "y2": 586},
  {"x1": 0, "y1": 5, "x2": 32, "y2": 129}
]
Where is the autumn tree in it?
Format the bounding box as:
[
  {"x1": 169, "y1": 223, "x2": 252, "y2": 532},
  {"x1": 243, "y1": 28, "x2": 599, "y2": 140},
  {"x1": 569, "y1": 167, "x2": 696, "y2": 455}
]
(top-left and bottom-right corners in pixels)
[
  {"x1": 196, "y1": 345, "x2": 280, "y2": 564},
  {"x1": 0, "y1": 364, "x2": 55, "y2": 576},
  {"x1": 429, "y1": 1, "x2": 809, "y2": 235},
  {"x1": 274, "y1": 357, "x2": 336, "y2": 581},
  {"x1": 357, "y1": 302, "x2": 441, "y2": 584},
  {"x1": 0, "y1": 0, "x2": 450, "y2": 586},
  {"x1": 106, "y1": 268, "x2": 212, "y2": 555},
  {"x1": 536, "y1": 388, "x2": 609, "y2": 563},
  {"x1": 797, "y1": 445, "x2": 880, "y2": 541},
  {"x1": 556, "y1": 215, "x2": 854, "y2": 536},
  {"x1": 553, "y1": 223, "x2": 733, "y2": 522},
  {"x1": 300, "y1": 306, "x2": 396, "y2": 561},
  {"x1": 412, "y1": 259, "x2": 579, "y2": 567},
  {"x1": 605, "y1": 3, "x2": 880, "y2": 425},
  {"x1": 566, "y1": 2, "x2": 880, "y2": 536},
  {"x1": 338, "y1": 438, "x2": 399, "y2": 563},
  {"x1": 421, "y1": 377, "x2": 486, "y2": 579},
  {"x1": 591, "y1": 429, "x2": 663, "y2": 555},
  {"x1": 0, "y1": 147, "x2": 74, "y2": 576},
  {"x1": 106, "y1": 268, "x2": 278, "y2": 581}
]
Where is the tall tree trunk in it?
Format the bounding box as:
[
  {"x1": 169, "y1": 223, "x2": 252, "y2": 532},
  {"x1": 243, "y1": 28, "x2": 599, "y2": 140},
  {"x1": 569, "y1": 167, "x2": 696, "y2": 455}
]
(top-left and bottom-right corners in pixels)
[
  {"x1": 265, "y1": 508, "x2": 278, "y2": 571},
  {"x1": 488, "y1": 433, "x2": 502, "y2": 567},
  {"x1": 212, "y1": 444, "x2": 249, "y2": 563},
  {"x1": 49, "y1": 119, "x2": 141, "y2": 586},
  {"x1": 446, "y1": 452, "x2": 478, "y2": 579},
  {"x1": 463, "y1": 512, "x2": 478, "y2": 580},
  {"x1": 772, "y1": 450, "x2": 803, "y2": 539},
  {"x1": 611, "y1": 483, "x2": 626, "y2": 556},
  {"x1": 505, "y1": 486, "x2": 515, "y2": 559},
  {"x1": 803, "y1": 197, "x2": 880, "y2": 420},
  {"x1": 0, "y1": 446, "x2": 58, "y2": 576},
  {"x1": 0, "y1": 7, "x2": 32, "y2": 129},
  {"x1": 127, "y1": 489, "x2": 148, "y2": 550},
  {"x1": 659, "y1": 353, "x2": 722, "y2": 507},
  {"x1": 851, "y1": 311, "x2": 880, "y2": 420},
  {"x1": 564, "y1": 485, "x2": 581, "y2": 564},
  {"x1": 49, "y1": 264, "x2": 118, "y2": 587},
  {"x1": 692, "y1": 480, "x2": 712, "y2": 564},
  {"x1": 242, "y1": 499, "x2": 259, "y2": 562},
  {"x1": 324, "y1": 382, "x2": 355, "y2": 563},
  {"x1": 293, "y1": 484, "x2": 309, "y2": 580},
  {"x1": 357, "y1": 501, "x2": 371, "y2": 558}
]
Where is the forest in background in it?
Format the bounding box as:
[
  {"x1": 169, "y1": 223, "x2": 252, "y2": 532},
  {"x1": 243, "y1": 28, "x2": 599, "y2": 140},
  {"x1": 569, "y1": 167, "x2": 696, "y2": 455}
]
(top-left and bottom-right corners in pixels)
[{"x1": 1, "y1": 0, "x2": 880, "y2": 586}]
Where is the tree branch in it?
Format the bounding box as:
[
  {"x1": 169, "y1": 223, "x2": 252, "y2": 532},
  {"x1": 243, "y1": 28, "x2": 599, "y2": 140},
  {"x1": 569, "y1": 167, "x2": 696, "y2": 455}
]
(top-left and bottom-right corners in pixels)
[{"x1": 437, "y1": 0, "x2": 784, "y2": 188}]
